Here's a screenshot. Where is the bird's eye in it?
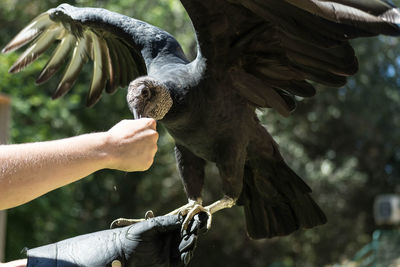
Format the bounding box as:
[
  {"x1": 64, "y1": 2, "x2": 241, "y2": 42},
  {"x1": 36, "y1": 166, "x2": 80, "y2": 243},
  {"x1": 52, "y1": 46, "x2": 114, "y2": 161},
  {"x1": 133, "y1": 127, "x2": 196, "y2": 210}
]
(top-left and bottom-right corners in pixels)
[{"x1": 142, "y1": 88, "x2": 151, "y2": 99}]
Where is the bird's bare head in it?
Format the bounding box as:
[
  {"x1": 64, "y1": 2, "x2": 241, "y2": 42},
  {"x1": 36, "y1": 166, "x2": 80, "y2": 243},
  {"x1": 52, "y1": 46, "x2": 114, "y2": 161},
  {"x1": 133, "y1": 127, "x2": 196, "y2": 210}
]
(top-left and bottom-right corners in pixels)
[{"x1": 127, "y1": 76, "x2": 173, "y2": 121}]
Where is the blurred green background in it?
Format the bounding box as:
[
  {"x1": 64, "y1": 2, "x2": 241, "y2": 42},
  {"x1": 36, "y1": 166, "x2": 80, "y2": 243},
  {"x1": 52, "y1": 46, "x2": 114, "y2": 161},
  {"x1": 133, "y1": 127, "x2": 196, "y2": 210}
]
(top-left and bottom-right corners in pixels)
[{"x1": 1, "y1": 0, "x2": 400, "y2": 266}]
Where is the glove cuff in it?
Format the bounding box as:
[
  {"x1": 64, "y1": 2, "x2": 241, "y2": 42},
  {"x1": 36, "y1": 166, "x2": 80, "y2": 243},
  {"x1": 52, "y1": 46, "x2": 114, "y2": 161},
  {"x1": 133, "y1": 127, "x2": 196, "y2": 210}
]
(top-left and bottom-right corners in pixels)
[{"x1": 27, "y1": 243, "x2": 58, "y2": 266}]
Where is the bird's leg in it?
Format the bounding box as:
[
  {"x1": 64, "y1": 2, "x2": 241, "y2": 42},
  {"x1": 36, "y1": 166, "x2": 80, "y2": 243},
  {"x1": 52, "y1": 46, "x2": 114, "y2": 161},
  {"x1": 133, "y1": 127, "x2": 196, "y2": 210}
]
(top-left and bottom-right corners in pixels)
[
  {"x1": 186, "y1": 138, "x2": 247, "y2": 229},
  {"x1": 166, "y1": 197, "x2": 203, "y2": 216},
  {"x1": 167, "y1": 198, "x2": 211, "y2": 227},
  {"x1": 179, "y1": 138, "x2": 247, "y2": 231},
  {"x1": 167, "y1": 145, "x2": 209, "y2": 230},
  {"x1": 198, "y1": 196, "x2": 236, "y2": 229},
  {"x1": 167, "y1": 196, "x2": 236, "y2": 231},
  {"x1": 166, "y1": 197, "x2": 213, "y2": 231}
]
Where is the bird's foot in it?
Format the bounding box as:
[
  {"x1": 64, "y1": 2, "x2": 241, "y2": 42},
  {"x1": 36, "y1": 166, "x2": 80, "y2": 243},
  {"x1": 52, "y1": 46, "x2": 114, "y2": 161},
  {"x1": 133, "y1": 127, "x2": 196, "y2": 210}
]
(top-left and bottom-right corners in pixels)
[
  {"x1": 205, "y1": 196, "x2": 236, "y2": 214},
  {"x1": 166, "y1": 199, "x2": 202, "y2": 216},
  {"x1": 167, "y1": 199, "x2": 212, "y2": 231},
  {"x1": 110, "y1": 210, "x2": 154, "y2": 229},
  {"x1": 200, "y1": 196, "x2": 236, "y2": 229},
  {"x1": 167, "y1": 197, "x2": 236, "y2": 231},
  {"x1": 182, "y1": 203, "x2": 212, "y2": 231}
]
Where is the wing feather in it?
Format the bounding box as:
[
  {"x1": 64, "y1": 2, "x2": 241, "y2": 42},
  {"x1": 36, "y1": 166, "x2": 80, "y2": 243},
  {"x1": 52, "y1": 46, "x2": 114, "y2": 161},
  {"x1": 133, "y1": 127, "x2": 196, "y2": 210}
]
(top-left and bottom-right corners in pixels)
[
  {"x1": 293, "y1": 63, "x2": 348, "y2": 87},
  {"x1": 240, "y1": 1, "x2": 343, "y2": 48},
  {"x1": 118, "y1": 41, "x2": 140, "y2": 83},
  {"x1": 36, "y1": 34, "x2": 76, "y2": 84},
  {"x1": 182, "y1": 0, "x2": 400, "y2": 115},
  {"x1": 105, "y1": 38, "x2": 121, "y2": 93},
  {"x1": 2, "y1": 4, "x2": 171, "y2": 105},
  {"x1": 8, "y1": 25, "x2": 63, "y2": 74},
  {"x1": 278, "y1": 33, "x2": 357, "y2": 73},
  {"x1": 2, "y1": 13, "x2": 53, "y2": 54},
  {"x1": 87, "y1": 32, "x2": 108, "y2": 106},
  {"x1": 102, "y1": 39, "x2": 115, "y2": 94},
  {"x1": 113, "y1": 40, "x2": 130, "y2": 88},
  {"x1": 231, "y1": 70, "x2": 292, "y2": 116},
  {"x1": 284, "y1": 0, "x2": 400, "y2": 35},
  {"x1": 52, "y1": 34, "x2": 89, "y2": 99}
]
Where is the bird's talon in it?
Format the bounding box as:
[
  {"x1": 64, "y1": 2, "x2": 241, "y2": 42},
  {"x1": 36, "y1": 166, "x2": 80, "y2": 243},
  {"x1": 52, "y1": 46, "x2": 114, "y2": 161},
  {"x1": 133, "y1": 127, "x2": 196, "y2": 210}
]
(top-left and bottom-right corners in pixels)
[
  {"x1": 145, "y1": 210, "x2": 154, "y2": 219},
  {"x1": 110, "y1": 218, "x2": 144, "y2": 229},
  {"x1": 180, "y1": 204, "x2": 211, "y2": 232},
  {"x1": 205, "y1": 211, "x2": 212, "y2": 230},
  {"x1": 111, "y1": 210, "x2": 155, "y2": 228}
]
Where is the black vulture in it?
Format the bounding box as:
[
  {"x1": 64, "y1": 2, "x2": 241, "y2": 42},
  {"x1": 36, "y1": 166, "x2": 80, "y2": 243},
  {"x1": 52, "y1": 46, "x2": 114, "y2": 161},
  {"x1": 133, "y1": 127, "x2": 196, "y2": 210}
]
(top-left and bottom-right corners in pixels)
[{"x1": 3, "y1": 1, "x2": 400, "y2": 239}]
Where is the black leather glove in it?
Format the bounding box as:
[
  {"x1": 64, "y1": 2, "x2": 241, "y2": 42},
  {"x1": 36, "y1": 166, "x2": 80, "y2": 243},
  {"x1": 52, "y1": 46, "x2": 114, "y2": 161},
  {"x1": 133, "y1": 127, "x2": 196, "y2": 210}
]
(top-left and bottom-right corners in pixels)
[{"x1": 26, "y1": 214, "x2": 207, "y2": 267}]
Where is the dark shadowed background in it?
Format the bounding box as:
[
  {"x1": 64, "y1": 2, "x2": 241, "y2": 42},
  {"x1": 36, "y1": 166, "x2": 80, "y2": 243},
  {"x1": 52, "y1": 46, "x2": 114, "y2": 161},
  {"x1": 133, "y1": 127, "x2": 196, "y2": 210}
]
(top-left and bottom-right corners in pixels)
[{"x1": 1, "y1": 0, "x2": 400, "y2": 266}]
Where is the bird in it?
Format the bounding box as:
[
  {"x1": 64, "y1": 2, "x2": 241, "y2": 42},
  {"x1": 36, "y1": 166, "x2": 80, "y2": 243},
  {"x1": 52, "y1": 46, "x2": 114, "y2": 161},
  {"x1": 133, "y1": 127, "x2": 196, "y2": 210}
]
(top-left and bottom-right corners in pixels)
[{"x1": 3, "y1": 0, "x2": 400, "y2": 239}]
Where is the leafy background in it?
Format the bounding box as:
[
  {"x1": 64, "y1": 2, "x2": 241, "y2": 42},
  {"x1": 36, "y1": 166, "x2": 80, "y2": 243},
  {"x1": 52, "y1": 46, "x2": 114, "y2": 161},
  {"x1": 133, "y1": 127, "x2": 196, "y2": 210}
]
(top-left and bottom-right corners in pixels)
[{"x1": 1, "y1": 0, "x2": 400, "y2": 266}]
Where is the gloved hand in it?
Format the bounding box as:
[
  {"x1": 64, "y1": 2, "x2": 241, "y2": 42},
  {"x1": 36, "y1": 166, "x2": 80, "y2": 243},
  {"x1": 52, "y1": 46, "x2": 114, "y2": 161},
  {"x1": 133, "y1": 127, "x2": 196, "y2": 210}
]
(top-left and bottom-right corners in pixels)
[{"x1": 26, "y1": 213, "x2": 207, "y2": 267}]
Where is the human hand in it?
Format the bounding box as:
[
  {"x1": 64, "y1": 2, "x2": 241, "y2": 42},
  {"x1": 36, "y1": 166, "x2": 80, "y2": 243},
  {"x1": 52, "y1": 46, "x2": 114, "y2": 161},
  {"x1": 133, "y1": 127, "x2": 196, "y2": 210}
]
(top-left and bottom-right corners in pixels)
[
  {"x1": 123, "y1": 213, "x2": 208, "y2": 267},
  {"x1": 105, "y1": 118, "x2": 158, "y2": 171},
  {"x1": 26, "y1": 214, "x2": 207, "y2": 267}
]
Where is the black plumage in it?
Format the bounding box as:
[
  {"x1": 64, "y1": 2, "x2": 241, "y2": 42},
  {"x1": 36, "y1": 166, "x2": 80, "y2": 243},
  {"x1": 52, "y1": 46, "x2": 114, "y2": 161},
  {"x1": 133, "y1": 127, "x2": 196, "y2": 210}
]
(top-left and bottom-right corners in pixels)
[{"x1": 3, "y1": 0, "x2": 400, "y2": 239}]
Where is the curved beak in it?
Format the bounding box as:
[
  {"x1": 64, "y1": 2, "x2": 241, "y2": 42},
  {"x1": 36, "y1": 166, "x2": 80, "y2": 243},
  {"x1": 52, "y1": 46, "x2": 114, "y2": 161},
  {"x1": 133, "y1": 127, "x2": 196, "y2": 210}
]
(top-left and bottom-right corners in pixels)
[
  {"x1": 128, "y1": 99, "x2": 146, "y2": 120},
  {"x1": 132, "y1": 108, "x2": 142, "y2": 120},
  {"x1": 127, "y1": 84, "x2": 147, "y2": 120}
]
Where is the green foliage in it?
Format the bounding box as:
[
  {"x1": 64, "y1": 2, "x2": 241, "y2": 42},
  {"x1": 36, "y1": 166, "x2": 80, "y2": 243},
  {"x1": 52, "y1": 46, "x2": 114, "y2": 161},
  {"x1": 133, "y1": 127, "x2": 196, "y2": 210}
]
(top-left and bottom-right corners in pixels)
[
  {"x1": 0, "y1": 0, "x2": 190, "y2": 260},
  {"x1": 1, "y1": 1, "x2": 400, "y2": 266}
]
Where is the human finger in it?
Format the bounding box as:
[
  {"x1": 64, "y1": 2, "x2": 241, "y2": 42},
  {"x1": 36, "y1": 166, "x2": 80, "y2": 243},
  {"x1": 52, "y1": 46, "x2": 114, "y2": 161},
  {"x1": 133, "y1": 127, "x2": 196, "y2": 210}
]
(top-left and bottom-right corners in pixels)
[{"x1": 140, "y1": 118, "x2": 157, "y2": 130}]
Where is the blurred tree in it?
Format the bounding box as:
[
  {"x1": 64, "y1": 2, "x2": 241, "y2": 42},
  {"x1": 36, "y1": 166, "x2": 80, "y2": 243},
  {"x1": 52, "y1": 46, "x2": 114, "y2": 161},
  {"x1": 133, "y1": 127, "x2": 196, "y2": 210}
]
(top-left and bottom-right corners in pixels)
[
  {"x1": 0, "y1": 0, "x2": 193, "y2": 260},
  {"x1": 1, "y1": 1, "x2": 400, "y2": 266}
]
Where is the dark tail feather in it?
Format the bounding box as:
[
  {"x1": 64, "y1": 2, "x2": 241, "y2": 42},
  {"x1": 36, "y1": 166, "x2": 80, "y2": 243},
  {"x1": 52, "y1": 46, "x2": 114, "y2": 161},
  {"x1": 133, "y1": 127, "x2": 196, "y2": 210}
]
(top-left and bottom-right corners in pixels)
[{"x1": 238, "y1": 162, "x2": 326, "y2": 239}]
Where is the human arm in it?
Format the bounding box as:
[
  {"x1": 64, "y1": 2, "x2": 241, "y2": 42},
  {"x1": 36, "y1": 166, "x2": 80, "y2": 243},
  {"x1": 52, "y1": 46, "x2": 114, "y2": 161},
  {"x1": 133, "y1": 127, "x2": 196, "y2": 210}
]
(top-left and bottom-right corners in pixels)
[{"x1": 0, "y1": 118, "x2": 158, "y2": 210}]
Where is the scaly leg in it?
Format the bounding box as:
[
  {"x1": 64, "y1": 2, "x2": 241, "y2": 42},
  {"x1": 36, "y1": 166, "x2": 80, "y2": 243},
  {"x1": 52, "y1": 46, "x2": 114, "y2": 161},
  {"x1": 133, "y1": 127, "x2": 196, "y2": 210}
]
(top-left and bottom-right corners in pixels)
[
  {"x1": 172, "y1": 145, "x2": 209, "y2": 230},
  {"x1": 184, "y1": 137, "x2": 247, "y2": 230},
  {"x1": 166, "y1": 198, "x2": 211, "y2": 230},
  {"x1": 182, "y1": 196, "x2": 236, "y2": 230},
  {"x1": 166, "y1": 196, "x2": 235, "y2": 231},
  {"x1": 173, "y1": 137, "x2": 247, "y2": 230},
  {"x1": 166, "y1": 198, "x2": 203, "y2": 216}
]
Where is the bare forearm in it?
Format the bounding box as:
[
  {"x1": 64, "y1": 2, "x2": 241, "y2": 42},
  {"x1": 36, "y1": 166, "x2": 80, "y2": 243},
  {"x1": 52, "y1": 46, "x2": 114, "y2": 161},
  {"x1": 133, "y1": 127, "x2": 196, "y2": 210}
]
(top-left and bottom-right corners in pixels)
[
  {"x1": 0, "y1": 119, "x2": 158, "y2": 210},
  {"x1": 0, "y1": 133, "x2": 109, "y2": 210}
]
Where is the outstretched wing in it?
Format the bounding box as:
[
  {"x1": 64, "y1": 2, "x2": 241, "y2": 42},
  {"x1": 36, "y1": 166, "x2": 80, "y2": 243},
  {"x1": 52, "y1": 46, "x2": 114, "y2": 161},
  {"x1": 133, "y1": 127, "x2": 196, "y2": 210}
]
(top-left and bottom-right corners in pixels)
[
  {"x1": 2, "y1": 4, "x2": 185, "y2": 106},
  {"x1": 181, "y1": 0, "x2": 400, "y2": 116}
]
